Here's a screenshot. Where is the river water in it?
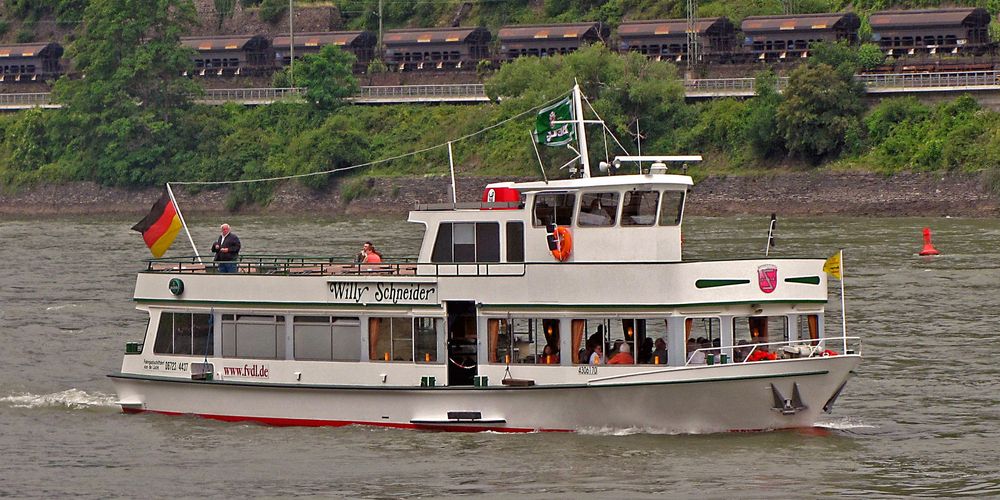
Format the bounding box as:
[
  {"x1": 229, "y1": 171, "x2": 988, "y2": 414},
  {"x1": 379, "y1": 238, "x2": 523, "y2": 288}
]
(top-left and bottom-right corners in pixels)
[{"x1": 1, "y1": 214, "x2": 998, "y2": 497}]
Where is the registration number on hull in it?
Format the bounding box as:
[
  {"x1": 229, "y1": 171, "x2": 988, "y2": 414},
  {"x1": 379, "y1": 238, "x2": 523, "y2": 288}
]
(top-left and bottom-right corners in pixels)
[{"x1": 578, "y1": 366, "x2": 598, "y2": 375}]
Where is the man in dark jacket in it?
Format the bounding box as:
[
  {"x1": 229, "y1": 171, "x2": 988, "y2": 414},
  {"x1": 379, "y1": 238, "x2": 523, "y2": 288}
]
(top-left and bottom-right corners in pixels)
[{"x1": 211, "y1": 223, "x2": 241, "y2": 273}]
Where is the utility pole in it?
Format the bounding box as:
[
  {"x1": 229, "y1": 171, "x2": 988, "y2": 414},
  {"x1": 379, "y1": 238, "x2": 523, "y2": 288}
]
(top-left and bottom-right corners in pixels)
[
  {"x1": 686, "y1": 0, "x2": 699, "y2": 79},
  {"x1": 289, "y1": 0, "x2": 295, "y2": 86},
  {"x1": 377, "y1": 0, "x2": 384, "y2": 55}
]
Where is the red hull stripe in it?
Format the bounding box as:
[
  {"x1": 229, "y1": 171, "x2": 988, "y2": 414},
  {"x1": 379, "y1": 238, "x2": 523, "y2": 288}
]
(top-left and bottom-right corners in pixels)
[{"x1": 121, "y1": 407, "x2": 573, "y2": 433}]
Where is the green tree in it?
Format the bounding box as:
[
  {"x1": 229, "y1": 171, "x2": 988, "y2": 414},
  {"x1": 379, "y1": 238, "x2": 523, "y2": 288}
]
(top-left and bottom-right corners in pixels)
[
  {"x1": 856, "y1": 43, "x2": 885, "y2": 71},
  {"x1": 294, "y1": 45, "x2": 359, "y2": 110},
  {"x1": 50, "y1": 0, "x2": 201, "y2": 186},
  {"x1": 776, "y1": 62, "x2": 865, "y2": 162},
  {"x1": 214, "y1": 0, "x2": 236, "y2": 29},
  {"x1": 745, "y1": 70, "x2": 785, "y2": 159}
]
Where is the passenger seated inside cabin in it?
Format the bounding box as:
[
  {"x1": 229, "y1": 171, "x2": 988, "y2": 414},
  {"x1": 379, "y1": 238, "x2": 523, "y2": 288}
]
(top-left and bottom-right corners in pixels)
[
  {"x1": 607, "y1": 341, "x2": 634, "y2": 365},
  {"x1": 589, "y1": 343, "x2": 603, "y2": 365},
  {"x1": 652, "y1": 338, "x2": 667, "y2": 364},
  {"x1": 686, "y1": 338, "x2": 706, "y2": 364},
  {"x1": 735, "y1": 340, "x2": 751, "y2": 363},
  {"x1": 638, "y1": 337, "x2": 653, "y2": 364},
  {"x1": 538, "y1": 344, "x2": 559, "y2": 364}
]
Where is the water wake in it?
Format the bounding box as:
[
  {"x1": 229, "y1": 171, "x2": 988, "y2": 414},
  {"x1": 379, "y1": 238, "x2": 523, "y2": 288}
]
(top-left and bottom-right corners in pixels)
[
  {"x1": 0, "y1": 388, "x2": 118, "y2": 409},
  {"x1": 816, "y1": 416, "x2": 875, "y2": 430}
]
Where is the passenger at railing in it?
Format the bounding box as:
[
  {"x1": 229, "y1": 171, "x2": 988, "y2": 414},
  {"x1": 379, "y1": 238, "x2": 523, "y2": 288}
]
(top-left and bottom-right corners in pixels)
[
  {"x1": 211, "y1": 223, "x2": 241, "y2": 273},
  {"x1": 607, "y1": 341, "x2": 634, "y2": 365},
  {"x1": 539, "y1": 344, "x2": 559, "y2": 364},
  {"x1": 652, "y1": 338, "x2": 667, "y2": 364},
  {"x1": 638, "y1": 337, "x2": 654, "y2": 364},
  {"x1": 686, "y1": 338, "x2": 705, "y2": 365},
  {"x1": 356, "y1": 241, "x2": 382, "y2": 264}
]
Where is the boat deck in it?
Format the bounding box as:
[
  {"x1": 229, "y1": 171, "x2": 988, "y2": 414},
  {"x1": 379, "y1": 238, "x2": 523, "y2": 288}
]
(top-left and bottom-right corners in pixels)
[{"x1": 147, "y1": 256, "x2": 419, "y2": 276}]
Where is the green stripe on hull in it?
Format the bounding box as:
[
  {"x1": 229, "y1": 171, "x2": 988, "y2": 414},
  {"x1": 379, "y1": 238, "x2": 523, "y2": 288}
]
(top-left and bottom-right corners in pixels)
[
  {"x1": 695, "y1": 279, "x2": 751, "y2": 289},
  {"x1": 785, "y1": 276, "x2": 821, "y2": 285}
]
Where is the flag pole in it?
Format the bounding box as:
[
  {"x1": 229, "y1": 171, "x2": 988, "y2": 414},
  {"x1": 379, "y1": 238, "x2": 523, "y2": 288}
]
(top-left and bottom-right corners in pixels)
[
  {"x1": 166, "y1": 183, "x2": 203, "y2": 264},
  {"x1": 839, "y1": 249, "x2": 846, "y2": 351}
]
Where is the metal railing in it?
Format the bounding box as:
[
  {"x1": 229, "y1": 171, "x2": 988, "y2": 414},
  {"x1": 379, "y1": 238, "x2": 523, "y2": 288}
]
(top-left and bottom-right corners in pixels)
[
  {"x1": 198, "y1": 87, "x2": 304, "y2": 103},
  {"x1": 5, "y1": 71, "x2": 1000, "y2": 109},
  {"x1": 0, "y1": 92, "x2": 54, "y2": 106},
  {"x1": 143, "y1": 254, "x2": 527, "y2": 278},
  {"x1": 684, "y1": 336, "x2": 862, "y2": 366},
  {"x1": 357, "y1": 84, "x2": 486, "y2": 99}
]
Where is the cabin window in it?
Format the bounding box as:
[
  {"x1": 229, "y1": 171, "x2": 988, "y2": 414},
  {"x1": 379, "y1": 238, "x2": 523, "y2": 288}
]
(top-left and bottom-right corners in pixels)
[
  {"x1": 533, "y1": 192, "x2": 576, "y2": 227},
  {"x1": 685, "y1": 317, "x2": 721, "y2": 364},
  {"x1": 797, "y1": 314, "x2": 821, "y2": 342},
  {"x1": 489, "y1": 318, "x2": 560, "y2": 364},
  {"x1": 432, "y1": 222, "x2": 500, "y2": 263},
  {"x1": 370, "y1": 317, "x2": 440, "y2": 362},
  {"x1": 658, "y1": 190, "x2": 685, "y2": 226},
  {"x1": 568, "y1": 318, "x2": 654, "y2": 365},
  {"x1": 506, "y1": 221, "x2": 524, "y2": 262},
  {"x1": 221, "y1": 314, "x2": 286, "y2": 359},
  {"x1": 153, "y1": 312, "x2": 213, "y2": 356},
  {"x1": 578, "y1": 192, "x2": 619, "y2": 227},
  {"x1": 293, "y1": 316, "x2": 360, "y2": 361},
  {"x1": 621, "y1": 190, "x2": 659, "y2": 226},
  {"x1": 732, "y1": 315, "x2": 788, "y2": 361}
]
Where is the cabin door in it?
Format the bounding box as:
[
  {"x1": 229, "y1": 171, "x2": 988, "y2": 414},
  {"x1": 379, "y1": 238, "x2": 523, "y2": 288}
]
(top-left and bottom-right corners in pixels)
[{"x1": 446, "y1": 301, "x2": 478, "y2": 386}]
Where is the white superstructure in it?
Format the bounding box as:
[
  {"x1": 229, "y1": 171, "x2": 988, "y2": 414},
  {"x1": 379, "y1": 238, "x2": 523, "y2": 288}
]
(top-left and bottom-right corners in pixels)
[{"x1": 110, "y1": 86, "x2": 860, "y2": 433}]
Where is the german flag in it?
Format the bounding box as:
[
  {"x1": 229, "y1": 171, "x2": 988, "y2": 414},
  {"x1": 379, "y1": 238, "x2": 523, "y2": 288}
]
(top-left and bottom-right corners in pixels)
[{"x1": 131, "y1": 188, "x2": 182, "y2": 258}]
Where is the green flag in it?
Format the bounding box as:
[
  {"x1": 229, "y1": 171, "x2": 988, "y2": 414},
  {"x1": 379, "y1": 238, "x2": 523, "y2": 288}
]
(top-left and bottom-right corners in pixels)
[{"x1": 535, "y1": 96, "x2": 575, "y2": 147}]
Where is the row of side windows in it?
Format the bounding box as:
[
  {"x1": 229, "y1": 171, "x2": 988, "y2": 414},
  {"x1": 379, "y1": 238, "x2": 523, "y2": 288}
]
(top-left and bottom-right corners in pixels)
[
  {"x1": 533, "y1": 190, "x2": 684, "y2": 228},
  {"x1": 152, "y1": 313, "x2": 443, "y2": 363},
  {"x1": 431, "y1": 221, "x2": 524, "y2": 263}
]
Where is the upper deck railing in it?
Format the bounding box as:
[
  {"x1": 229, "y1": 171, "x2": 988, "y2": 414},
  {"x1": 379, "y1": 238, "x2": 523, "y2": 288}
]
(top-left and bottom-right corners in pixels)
[{"x1": 143, "y1": 255, "x2": 529, "y2": 278}]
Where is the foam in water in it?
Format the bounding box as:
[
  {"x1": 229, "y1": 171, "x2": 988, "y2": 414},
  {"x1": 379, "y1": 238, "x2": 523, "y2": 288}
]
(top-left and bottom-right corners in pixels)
[
  {"x1": 0, "y1": 388, "x2": 118, "y2": 409},
  {"x1": 816, "y1": 416, "x2": 876, "y2": 430}
]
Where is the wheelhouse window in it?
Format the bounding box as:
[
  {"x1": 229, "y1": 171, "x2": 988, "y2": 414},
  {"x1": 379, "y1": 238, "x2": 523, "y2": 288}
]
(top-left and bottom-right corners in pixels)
[
  {"x1": 153, "y1": 312, "x2": 213, "y2": 356},
  {"x1": 659, "y1": 190, "x2": 685, "y2": 226},
  {"x1": 432, "y1": 222, "x2": 500, "y2": 263},
  {"x1": 578, "y1": 192, "x2": 619, "y2": 227},
  {"x1": 370, "y1": 317, "x2": 440, "y2": 363},
  {"x1": 532, "y1": 192, "x2": 576, "y2": 227},
  {"x1": 293, "y1": 316, "x2": 361, "y2": 361},
  {"x1": 621, "y1": 190, "x2": 659, "y2": 226},
  {"x1": 221, "y1": 314, "x2": 285, "y2": 359}
]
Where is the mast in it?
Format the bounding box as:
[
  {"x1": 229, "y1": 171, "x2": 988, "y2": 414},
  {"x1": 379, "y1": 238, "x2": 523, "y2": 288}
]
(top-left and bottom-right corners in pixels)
[{"x1": 572, "y1": 83, "x2": 591, "y2": 178}]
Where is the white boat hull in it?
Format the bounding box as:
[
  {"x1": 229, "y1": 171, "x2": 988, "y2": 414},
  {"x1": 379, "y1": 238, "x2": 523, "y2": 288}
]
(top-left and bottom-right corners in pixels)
[{"x1": 110, "y1": 355, "x2": 859, "y2": 433}]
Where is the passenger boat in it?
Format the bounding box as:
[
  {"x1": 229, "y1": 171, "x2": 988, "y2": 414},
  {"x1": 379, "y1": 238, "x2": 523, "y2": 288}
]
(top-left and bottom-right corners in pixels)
[{"x1": 110, "y1": 86, "x2": 861, "y2": 433}]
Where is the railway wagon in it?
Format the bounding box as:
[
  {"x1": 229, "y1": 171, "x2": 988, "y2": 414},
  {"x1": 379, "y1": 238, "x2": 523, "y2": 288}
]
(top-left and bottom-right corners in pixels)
[
  {"x1": 383, "y1": 27, "x2": 491, "y2": 70},
  {"x1": 0, "y1": 42, "x2": 64, "y2": 82},
  {"x1": 741, "y1": 12, "x2": 861, "y2": 60},
  {"x1": 498, "y1": 22, "x2": 607, "y2": 60},
  {"x1": 272, "y1": 31, "x2": 377, "y2": 70},
  {"x1": 869, "y1": 8, "x2": 992, "y2": 56},
  {"x1": 180, "y1": 35, "x2": 271, "y2": 76},
  {"x1": 617, "y1": 17, "x2": 736, "y2": 62}
]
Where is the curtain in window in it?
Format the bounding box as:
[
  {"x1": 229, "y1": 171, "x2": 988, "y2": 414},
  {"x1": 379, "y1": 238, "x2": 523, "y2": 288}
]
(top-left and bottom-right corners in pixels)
[
  {"x1": 487, "y1": 319, "x2": 500, "y2": 363},
  {"x1": 368, "y1": 317, "x2": 382, "y2": 360},
  {"x1": 571, "y1": 319, "x2": 585, "y2": 364},
  {"x1": 807, "y1": 314, "x2": 819, "y2": 344}
]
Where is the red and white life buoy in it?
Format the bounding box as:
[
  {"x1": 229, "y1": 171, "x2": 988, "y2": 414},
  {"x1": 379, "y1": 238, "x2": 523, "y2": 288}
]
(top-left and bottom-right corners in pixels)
[{"x1": 546, "y1": 225, "x2": 573, "y2": 262}]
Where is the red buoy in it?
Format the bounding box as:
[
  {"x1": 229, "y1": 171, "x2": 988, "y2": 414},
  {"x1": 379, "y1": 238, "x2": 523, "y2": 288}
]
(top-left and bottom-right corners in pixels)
[{"x1": 919, "y1": 227, "x2": 940, "y2": 256}]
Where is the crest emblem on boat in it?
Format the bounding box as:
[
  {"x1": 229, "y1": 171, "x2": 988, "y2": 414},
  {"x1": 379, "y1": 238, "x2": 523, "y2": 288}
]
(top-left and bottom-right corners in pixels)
[{"x1": 757, "y1": 264, "x2": 778, "y2": 293}]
